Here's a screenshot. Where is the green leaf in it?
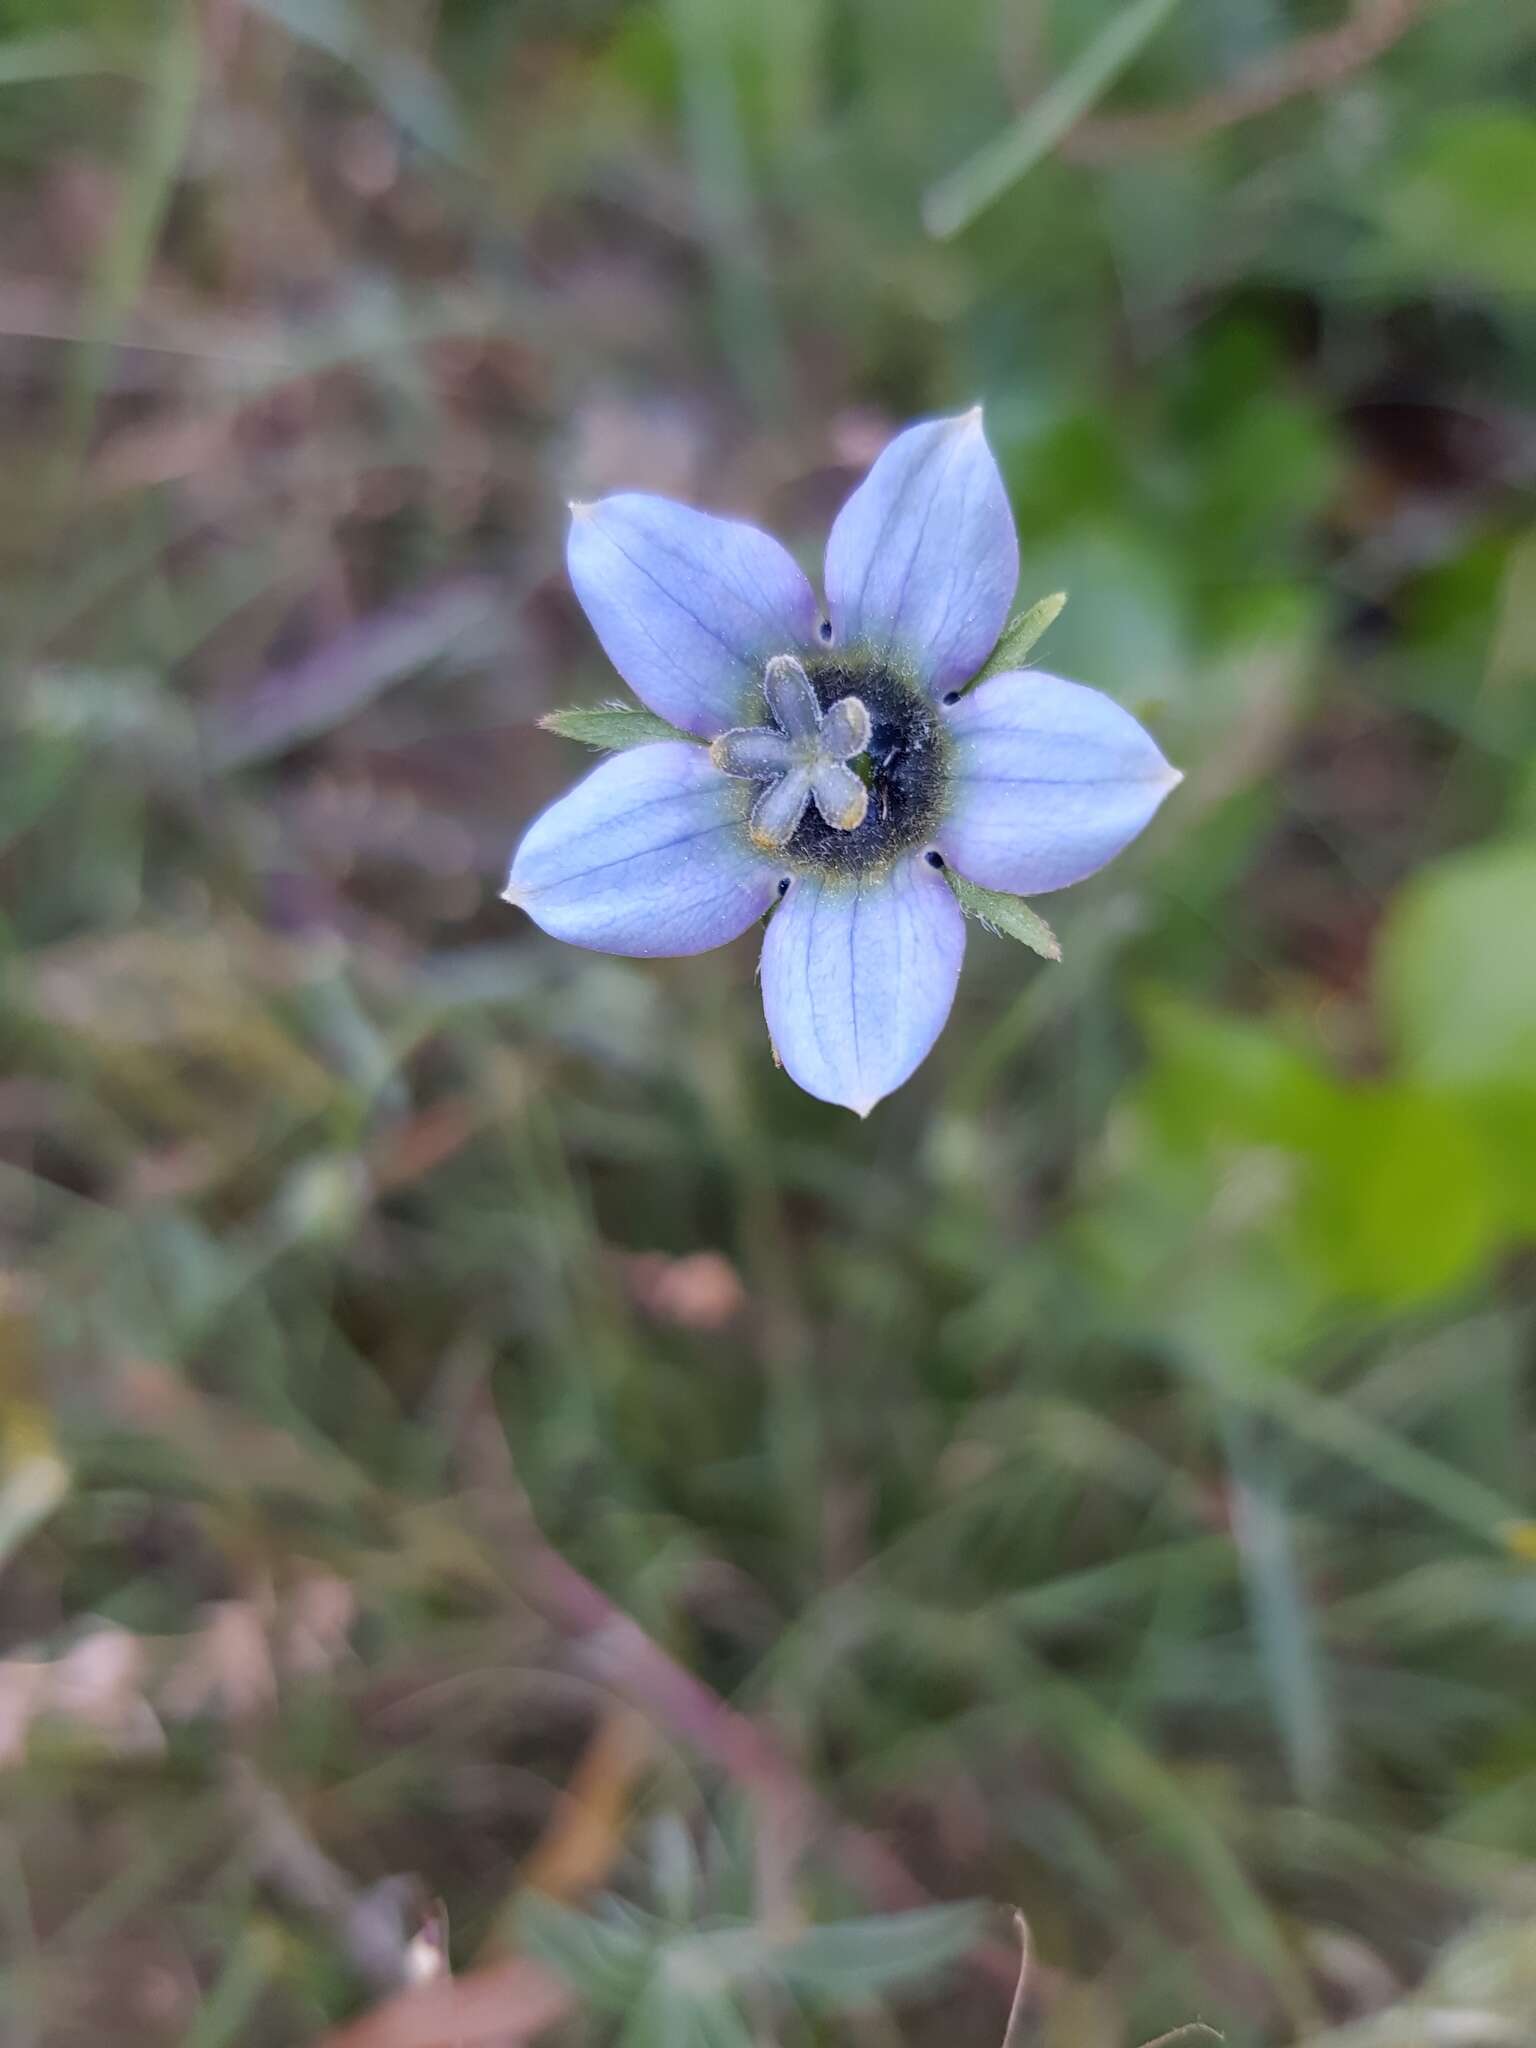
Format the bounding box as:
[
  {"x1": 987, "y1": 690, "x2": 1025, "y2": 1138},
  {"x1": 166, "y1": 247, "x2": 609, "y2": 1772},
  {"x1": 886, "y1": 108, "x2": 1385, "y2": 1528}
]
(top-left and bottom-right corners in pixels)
[
  {"x1": 0, "y1": 32, "x2": 120, "y2": 85},
  {"x1": 976, "y1": 591, "x2": 1068, "y2": 681},
  {"x1": 1377, "y1": 112, "x2": 1536, "y2": 298},
  {"x1": 947, "y1": 874, "x2": 1061, "y2": 960},
  {"x1": 1137, "y1": 994, "x2": 1503, "y2": 1307},
  {"x1": 1375, "y1": 841, "x2": 1536, "y2": 1247},
  {"x1": 514, "y1": 1893, "x2": 654, "y2": 2012},
  {"x1": 1301, "y1": 1087, "x2": 1495, "y2": 1308},
  {"x1": 1461, "y1": 1087, "x2": 1536, "y2": 1236},
  {"x1": 1376, "y1": 842, "x2": 1536, "y2": 1091},
  {"x1": 540, "y1": 703, "x2": 700, "y2": 752},
  {"x1": 1138, "y1": 992, "x2": 1338, "y2": 1153},
  {"x1": 619, "y1": 1967, "x2": 755, "y2": 2048},
  {"x1": 777, "y1": 1902, "x2": 985, "y2": 2007}
]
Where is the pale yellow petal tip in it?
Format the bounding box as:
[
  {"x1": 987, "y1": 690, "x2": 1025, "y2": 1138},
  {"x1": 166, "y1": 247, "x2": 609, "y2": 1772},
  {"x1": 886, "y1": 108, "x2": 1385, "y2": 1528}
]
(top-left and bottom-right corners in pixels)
[
  {"x1": 500, "y1": 881, "x2": 525, "y2": 909},
  {"x1": 568, "y1": 499, "x2": 595, "y2": 521},
  {"x1": 849, "y1": 1094, "x2": 880, "y2": 1119}
]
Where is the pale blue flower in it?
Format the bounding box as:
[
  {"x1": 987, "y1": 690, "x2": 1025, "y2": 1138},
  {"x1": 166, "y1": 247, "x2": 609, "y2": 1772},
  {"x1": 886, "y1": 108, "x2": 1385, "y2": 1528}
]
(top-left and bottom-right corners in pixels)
[{"x1": 506, "y1": 411, "x2": 1180, "y2": 1114}]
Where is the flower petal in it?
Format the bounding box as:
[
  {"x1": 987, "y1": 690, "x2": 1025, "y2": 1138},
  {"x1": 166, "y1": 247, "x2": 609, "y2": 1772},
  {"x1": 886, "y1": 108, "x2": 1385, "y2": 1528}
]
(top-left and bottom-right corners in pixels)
[
  {"x1": 937, "y1": 670, "x2": 1181, "y2": 895},
  {"x1": 567, "y1": 497, "x2": 821, "y2": 738},
  {"x1": 750, "y1": 766, "x2": 812, "y2": 850},
  {"x1": 760, "y1": 856, "x2": 966, "y2": 1114},
  {"x1": 823, "y1": 411, "x2": 1018, "y2": 695},
  {"x1": 505, "y1": 743, "x2": 780, "y2": 955}
]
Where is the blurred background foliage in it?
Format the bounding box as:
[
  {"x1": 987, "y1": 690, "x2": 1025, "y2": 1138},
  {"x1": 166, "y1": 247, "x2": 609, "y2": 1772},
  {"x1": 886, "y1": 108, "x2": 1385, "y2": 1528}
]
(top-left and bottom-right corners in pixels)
[{"x1": 2, "y1": 0, "x2": 1536, "y2": 2043}]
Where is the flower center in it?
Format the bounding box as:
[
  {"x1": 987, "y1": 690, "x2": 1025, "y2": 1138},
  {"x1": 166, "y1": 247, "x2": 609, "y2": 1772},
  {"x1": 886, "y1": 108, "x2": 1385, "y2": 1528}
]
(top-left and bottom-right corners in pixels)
[
  {"x1": 786, "y1": 655, "x2": 947, "y2": 876},
  {"x1": 711, "y1": 651, "x2": 948, "y2": 876},
  {"x1": 710, "y1": 654, "x2": 872, "y2": 852}
]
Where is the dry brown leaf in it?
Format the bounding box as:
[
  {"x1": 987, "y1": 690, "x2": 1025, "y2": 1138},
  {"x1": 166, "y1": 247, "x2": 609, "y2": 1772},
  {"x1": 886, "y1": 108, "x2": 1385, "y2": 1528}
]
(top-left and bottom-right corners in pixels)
[
  {"x1": 282, "y1": 1572, "x2": 359, "y2": 1677},
  {"x1": 0, "y1": 1658, "x2": 49, "y2": 1768},
  {"x1": 91, "y1": 409, "x2": 236, "y2": 492},
  {"x1": 1, "y1": 1568, "x2": 360, "y2": 1769},
  {"x1": 0, "y1": 1625, "x2": 165, "y2": 1766},
  {"x1": 26, "y1": 923, "x2": 337, "y2": 1121},
  {"x1": 513, "y1": 1705, "x2": 653, "y2": 1908},
  {"x1": 368, "y1": 1099, "x2": 482, "y2": 1193},
  {"x1": 624, "y1": 1250, "x2": 746, "y2": 1331},
  {"x1": 114, "y1": 1360, "x2": 370, "y2": 1507},
  {"x1": 160, "y1": 1598, "x2": 278, "y2": 1721},
  {"x1": 318, "y1": 1958, "x2": 571, "y2": 2048}
]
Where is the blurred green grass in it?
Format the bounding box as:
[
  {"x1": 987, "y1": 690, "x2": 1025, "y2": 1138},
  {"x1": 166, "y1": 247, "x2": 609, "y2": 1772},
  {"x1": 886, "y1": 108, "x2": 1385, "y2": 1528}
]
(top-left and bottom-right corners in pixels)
[{"x1": 2, "y1": 0, "x2": 1536, "y2": 2043}]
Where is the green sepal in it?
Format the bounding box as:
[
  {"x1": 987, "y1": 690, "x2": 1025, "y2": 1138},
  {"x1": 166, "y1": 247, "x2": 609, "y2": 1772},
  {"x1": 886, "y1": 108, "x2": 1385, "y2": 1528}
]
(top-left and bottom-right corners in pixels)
[
  {"x1": 947, "y1": 872, "x2": 1061, "y2": 960},
  {"x1": 538, "y1": 702, "x2": 699, "y2": 751},
  {"x1": 974, "y1": 590, "x2": 1068, "y2": 684}
]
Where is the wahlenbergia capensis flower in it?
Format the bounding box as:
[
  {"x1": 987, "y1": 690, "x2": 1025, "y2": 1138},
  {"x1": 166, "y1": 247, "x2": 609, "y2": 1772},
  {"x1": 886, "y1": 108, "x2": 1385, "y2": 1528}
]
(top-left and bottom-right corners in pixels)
[{"x1": 506, "y1": 411, "x2": 1180, "y2": 1114}]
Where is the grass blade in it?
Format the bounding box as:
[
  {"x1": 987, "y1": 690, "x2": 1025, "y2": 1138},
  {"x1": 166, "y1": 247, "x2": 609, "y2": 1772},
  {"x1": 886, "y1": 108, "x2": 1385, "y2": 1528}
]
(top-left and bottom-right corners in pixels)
[
  {"x1": 244, "y1": 0, "x2": 465, "y2": 162},
  {"x1": 924, "y1": 0, "x2": 1187, "y2": 237},
  {"x1": 51, "y1": 0, "x2": 199, "y2": 506},
  {"x1": 0, "y1": 32, "x2": 125, "y2": 84}
]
